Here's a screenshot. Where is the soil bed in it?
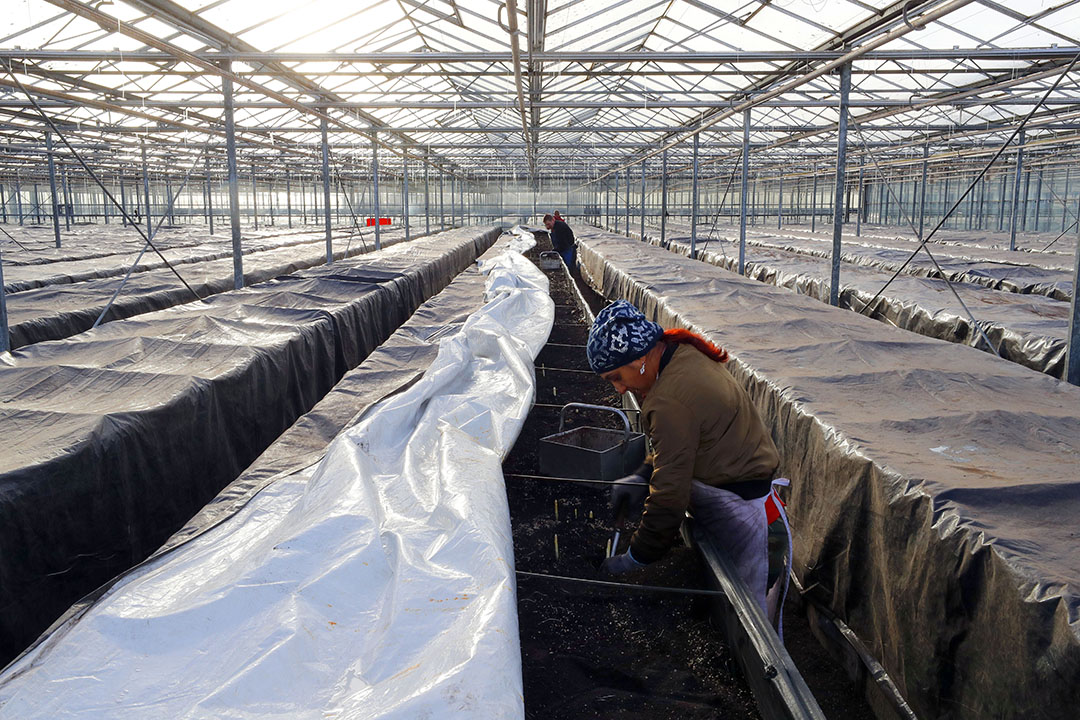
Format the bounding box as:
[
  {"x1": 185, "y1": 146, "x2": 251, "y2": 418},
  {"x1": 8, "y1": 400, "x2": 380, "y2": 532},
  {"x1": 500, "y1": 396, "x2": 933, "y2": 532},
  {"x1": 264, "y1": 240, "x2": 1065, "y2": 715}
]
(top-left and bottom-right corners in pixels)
[{"x1": 506, "y1": 233, "x2": 760, "y2": 719}]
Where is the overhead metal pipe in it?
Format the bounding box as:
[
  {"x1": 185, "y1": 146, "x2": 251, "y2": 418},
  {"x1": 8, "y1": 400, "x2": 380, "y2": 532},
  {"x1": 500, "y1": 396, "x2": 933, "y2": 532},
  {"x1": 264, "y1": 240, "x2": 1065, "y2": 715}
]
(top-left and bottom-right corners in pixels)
[
  {"x1": 830, "y1": 63, "x2": 851, "y2": 307},
  {"x1": 6, "y1": 47, "x2": 1076, "y2": 62},
  {"x1": 503, "y1": 0, "x2": 534, "y2": 176}
]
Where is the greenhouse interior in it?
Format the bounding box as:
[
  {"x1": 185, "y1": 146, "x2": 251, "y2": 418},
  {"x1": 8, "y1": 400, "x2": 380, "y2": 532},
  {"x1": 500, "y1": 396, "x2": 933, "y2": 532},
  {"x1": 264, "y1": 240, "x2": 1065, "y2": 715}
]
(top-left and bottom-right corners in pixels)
[{"x1": 1, "y1": 0, "x2": 1079, "y2": 718}]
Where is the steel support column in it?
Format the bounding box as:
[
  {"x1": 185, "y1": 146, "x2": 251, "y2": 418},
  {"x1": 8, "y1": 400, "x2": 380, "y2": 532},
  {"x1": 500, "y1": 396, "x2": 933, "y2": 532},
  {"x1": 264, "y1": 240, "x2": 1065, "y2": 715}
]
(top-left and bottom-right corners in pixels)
[
  {"x1": 661, "y1": 150, "x2": 668, "y2": 244},
  {"x1": 424, "y1": 151, "x2": 431, "y2": 235},
  {"x1": 624, "y1": 167, "x2": 631, "y2": 237},
  {"x1": 777, "y1": 174, "x2": 783, "y2": 229},
  {"x1": 1062, "y1": 169, "x2": 1071, "y2": 233},
  {"x1": 856, "y1": 158, "x2": 864, "y2": 237},
  {"x1": 61, "y1": 167, "x2": 71, "y2": 231},
  {"x1": 205, "y1": 155, "x2": 214, "y2": 234},
  {"x1": 1010, "y1": 130, "x2": 1025, "y2": 250},
  {"x1": 810, "y1": 170, "x2": 818, "y2": 233},
  {"x1": 830, "y1": 63, "x2": 851, "y2": 307},
  {"x1": 223, "y1": 64, "x2": 244, "y2": 285},
  {"x1": 45, "y1": 132, "x2": 61, "y2": 247},
  {"x1": 403, "y1": 152, "x2": 410, "y2": 241},
  {"x1": 917, "y1": 143, "x2": 929, "y2": 238},
  {"x1": 739, "y1": 112, "x2": 749, "y2": 273},
  {"x1": 372, "y1": 131, "x2": 381, "y2": 250},
  {"x1": 251, "y1": 161, "x2": 258, "y2": 231},
  {"x1": 0, "y1": 243, "x2": 7, "y2": 353},
  {"x1": 15, "y1": 173, "x2": 23, "y2": 226},
  {"x1": 321, "y1": 118, "x2": 333, "y2": 263},
  {"x1": 165, "y1": 165, "x2": 174, "y2": 226},
  {"x1": 693, "y1": 131, "x2": 702, "y2": 260},
  {"x1": 1069, "y1": 228, "x2": 1080, "y2": 385},
  {"x1": 285, "y1": 168, "x2": 292, "y2": 228},
  {"x1": 141, "y1": 142, "x2": 153, "y2": 242},
  {"x1": 640, "y1": 159, "x2": 646, "y2": 240}
]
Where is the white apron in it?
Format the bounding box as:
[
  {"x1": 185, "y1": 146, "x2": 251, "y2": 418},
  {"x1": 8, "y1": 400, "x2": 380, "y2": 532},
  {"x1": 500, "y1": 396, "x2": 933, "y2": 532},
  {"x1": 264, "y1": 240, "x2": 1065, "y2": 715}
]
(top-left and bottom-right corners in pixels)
[{"x1": 689, "y1": 478, "x2": 792, "y2": 638}]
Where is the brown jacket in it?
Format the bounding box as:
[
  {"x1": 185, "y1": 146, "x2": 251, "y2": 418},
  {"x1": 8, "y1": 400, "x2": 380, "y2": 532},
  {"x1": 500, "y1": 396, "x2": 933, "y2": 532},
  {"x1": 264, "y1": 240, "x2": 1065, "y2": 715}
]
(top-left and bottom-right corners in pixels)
[{"x1": 630, "y1": 343, "x2": 779, "y2": 563}]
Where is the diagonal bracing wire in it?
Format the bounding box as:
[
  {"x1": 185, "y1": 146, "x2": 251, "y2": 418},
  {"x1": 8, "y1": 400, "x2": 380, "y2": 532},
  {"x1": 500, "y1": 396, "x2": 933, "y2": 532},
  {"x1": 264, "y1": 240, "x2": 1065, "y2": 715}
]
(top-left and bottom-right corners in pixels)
[
  {"x1": 847, "y1": 115, "x2": 1002, "y2": 356},
  {"x1": 853, "y1": 50, "x2": 1080, "y2": 333},
  {"x1": 698, "y1": 149, "x2": 745, "y2": 261},
  {"x1": 328, "y1": 153, "x2": 371, "y2": 255},
  {"x1": 92, "y1": 144, "x2": 210, "y2": 329},
  {"x1": 2, "y1": 59, "x2": 204, "y2": 304}
]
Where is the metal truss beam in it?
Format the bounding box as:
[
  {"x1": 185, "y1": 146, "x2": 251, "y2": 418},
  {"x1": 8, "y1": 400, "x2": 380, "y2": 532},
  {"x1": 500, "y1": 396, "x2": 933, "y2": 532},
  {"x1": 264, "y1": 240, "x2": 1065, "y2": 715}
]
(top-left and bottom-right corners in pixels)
[{"x1": 0, "y1": 48, "x2": 1074, "y2": 62}]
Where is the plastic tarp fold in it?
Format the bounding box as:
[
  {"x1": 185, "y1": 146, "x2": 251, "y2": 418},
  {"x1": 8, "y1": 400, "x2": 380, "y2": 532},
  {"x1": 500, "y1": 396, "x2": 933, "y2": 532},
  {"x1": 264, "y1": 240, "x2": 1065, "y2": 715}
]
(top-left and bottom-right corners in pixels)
[
  {"x1": 0, "y1": 234, "x2": 552, "y2": 720},
  {"x1": 0, "y1": 227, "x2": 498, "y2": 667},
  {"x1": 573, "y1": 227, "x2": 1080, "y2": 720},
  {"x1": 642, "y1": 224, "x2": 1070, "y2": 378}
]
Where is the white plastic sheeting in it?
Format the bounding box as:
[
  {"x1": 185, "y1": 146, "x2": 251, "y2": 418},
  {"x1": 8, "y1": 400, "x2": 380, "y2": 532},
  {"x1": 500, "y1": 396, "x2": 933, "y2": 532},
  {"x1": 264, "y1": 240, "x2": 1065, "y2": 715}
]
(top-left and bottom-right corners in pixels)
[{"x1": 0, "y1": 247, "x2": 554, "y2": 720}]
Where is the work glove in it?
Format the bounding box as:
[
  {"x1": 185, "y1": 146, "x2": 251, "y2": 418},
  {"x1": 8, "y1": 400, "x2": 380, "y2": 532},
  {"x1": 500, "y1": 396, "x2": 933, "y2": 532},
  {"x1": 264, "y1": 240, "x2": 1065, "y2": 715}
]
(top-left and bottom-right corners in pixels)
[
  {"x1": 601, "y1": 550, "x2": 646, "y2": 575},
  {"x1": 610, "y1": 473, "x2": 649, "y2": 519}
]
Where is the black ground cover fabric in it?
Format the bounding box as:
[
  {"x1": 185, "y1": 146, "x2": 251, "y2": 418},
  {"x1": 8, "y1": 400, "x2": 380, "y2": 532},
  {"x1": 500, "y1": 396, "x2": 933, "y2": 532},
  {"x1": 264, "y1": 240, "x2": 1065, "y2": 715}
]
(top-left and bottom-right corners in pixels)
[
  {"x1": 628, "y1": 220, "x2": 1075, "y2": 300},
  {"x1": 644, "y1": 225, "x2": 1070, "y2": 379},
  {"x1": 0, "y1": 226, "x2": 498, "y2": 667},
  {"x1": 6, "y1": 229, "x2": 412, "y2": 349},
  {"x1": 575, "y1": 227, "x2": 1080, "y2": 720},
  {"x1": 2, "y1": 225, "x2": 349, "y2": 293}
]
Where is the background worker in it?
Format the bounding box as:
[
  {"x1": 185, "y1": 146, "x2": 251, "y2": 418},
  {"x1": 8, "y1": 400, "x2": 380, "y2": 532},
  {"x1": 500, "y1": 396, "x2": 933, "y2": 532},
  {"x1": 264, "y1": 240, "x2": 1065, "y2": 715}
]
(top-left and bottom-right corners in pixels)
[
  {"x1": 587, "y1": 300, "x2": 791, "y2": 631},
  {"x1": 543, "y1": 212, "x2": 575, "y2": 268}
]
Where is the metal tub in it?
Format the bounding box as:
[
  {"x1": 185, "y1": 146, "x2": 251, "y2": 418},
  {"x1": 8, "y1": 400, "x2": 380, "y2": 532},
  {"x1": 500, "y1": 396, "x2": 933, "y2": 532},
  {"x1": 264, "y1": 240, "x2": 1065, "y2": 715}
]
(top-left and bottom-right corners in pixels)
[{"x1": 538, "y1": 403, "x2": 646, "y2": 481}]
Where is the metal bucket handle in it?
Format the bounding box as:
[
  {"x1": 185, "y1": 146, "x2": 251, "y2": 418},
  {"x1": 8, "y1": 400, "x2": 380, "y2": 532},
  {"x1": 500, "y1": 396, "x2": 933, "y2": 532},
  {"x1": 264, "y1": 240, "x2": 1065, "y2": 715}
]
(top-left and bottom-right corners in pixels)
[{"x1": 558, "y1": 403, "x2": 631, "y2": 445}]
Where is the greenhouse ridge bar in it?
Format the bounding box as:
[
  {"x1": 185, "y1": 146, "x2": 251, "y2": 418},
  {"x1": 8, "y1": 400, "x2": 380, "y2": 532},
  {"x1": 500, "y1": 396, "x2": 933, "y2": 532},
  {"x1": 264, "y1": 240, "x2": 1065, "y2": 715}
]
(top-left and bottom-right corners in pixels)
[{"x1": 2, "y1": 0, "x2": 1080, "y2": 718}]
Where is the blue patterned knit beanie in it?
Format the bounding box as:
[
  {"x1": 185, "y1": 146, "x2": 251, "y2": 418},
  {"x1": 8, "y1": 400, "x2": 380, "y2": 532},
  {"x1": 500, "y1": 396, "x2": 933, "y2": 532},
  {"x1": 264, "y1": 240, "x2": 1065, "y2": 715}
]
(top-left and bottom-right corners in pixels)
[{"x1": 587, "y1": 300, "x2": 663, "y2": 374}]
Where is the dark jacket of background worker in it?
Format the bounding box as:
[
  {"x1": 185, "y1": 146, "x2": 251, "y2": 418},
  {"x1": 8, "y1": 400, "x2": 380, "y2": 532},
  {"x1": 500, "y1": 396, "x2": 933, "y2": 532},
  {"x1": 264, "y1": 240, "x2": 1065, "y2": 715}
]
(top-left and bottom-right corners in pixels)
[
  {"x1": 587, "y1": 300, "x2": 791, "y2": 631},
  {"x1": 543, "y1": 213, "x2": 575, "y2": 267}
]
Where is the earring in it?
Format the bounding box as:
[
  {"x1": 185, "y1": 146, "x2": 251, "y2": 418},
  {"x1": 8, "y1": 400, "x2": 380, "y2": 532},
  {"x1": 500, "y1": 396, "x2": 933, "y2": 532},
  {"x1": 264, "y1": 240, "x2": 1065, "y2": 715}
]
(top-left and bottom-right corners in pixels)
[{"x1": 639, "y1": 362, "x2": 646, "y2": 375}]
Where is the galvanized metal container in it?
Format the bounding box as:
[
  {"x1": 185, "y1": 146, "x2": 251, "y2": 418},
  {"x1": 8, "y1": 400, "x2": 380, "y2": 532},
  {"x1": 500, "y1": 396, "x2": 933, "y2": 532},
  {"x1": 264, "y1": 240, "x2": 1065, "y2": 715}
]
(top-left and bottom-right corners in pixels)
[
  {"x1": 539, "y1": 403, "x2": 646, "y2": 481},
  {"x1": 539, "y1": 250, "x2": 563, "y2": 271}
]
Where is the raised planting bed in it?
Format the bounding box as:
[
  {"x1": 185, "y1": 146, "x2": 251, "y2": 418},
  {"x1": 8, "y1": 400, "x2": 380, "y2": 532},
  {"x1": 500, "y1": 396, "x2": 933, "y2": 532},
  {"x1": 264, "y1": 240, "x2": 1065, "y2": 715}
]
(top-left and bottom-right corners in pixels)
[{"x1": 504, "y1": 235, "x2": 760, "y2": 719}]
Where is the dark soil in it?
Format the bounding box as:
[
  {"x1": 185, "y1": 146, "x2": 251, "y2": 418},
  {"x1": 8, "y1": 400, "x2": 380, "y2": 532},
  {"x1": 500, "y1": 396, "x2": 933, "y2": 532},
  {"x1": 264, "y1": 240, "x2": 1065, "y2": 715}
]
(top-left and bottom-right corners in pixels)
[{"x1": 506, "y1": 233, "x2": 760, "y2": 719}]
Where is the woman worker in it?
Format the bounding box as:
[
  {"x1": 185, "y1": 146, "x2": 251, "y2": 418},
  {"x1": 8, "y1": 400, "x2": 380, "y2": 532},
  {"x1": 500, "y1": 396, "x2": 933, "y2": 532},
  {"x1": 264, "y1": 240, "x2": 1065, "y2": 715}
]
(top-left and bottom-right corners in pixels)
[{"x1": 587, "y1": 300, "x2": 791, "y2": 628}]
